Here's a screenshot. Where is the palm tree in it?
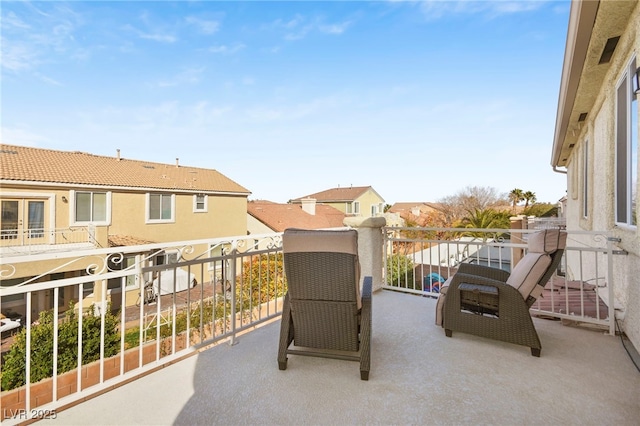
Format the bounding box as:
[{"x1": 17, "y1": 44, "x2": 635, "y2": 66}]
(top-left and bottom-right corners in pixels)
[
  {"x1": 508, "y1": 188, "x2": 524, "y2": 214},
  {"x1": 523, "y1": 191, "x2": 537, "y2": 210},
  {"x1": 456, "y1": 208, "x2": 510, "y2": 239}
]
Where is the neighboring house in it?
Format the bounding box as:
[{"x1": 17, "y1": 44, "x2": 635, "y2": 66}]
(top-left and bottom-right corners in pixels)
[
  {"x1": 247, "y1": 199, "x2": 345, "y2": 233},
  {"x1": 0, "y1": 144, "x2": 250, "y2": 318},
  {"x1": 387, "y1": 202, "x2": 443, "y2": 226},
  {"x1": 550, "y1": 1, "x2": 639, "y2": 351},
  {"x1": 290, "y1": 186, "x2": 385, "y2": 217}
]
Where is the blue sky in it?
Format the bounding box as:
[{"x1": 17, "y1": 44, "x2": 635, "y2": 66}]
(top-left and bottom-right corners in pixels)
[{"x1": 1, "y1": 0, "x2": 570, "y2": 205}]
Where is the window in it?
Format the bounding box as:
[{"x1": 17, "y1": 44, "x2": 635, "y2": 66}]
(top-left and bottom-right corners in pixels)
[
  {"x1": 193, "y1": 194, "x2": 208, "y2": 212},
  {"x1": 371, "y1": 204, "x2": 377, "y2": 217},
  {"x1": 28, "y1": 201, "x2": 45, "y2": 238},
  {"x1": 347, "y1": 201, "x2": 360, "y2": 215},
  {"x1": 615, "y1": 57, "x2": 638, "y2": 227},
  {"x1": 147, "y1": 193, "x2": 174, "y2": 222},
  {"x1": 582, "y1": 140, "x2": 589, "y2": 219},
  {"x1": 74, "y1": 191, "x2": 109, "y2": 224},
  {"x1": 1, "y1": 200, "x2": 19, "y2": 239}
]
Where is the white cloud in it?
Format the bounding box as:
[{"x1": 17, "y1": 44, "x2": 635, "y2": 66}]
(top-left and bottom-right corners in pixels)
[
  {"x1": 155, "y1": 67, "x2": 205, "y2": 88},
  {"x1": 417, "y1": 0, "x2": 547, "y2": 20},
  {"x1": 267, "y1": 14, "x2": 353, "y2": 41},
  {"x1": 138, "y1": 31, "x2": 177, "y2": 43},
  {"x1": 208, "y1": 43, "x2": 246, "y2": 54},
  {"x1": 3, "y1": 11, "x2": 31, "y2": 30},
  {"x1": 185, "y1": 16, "x2": 220, "y2": 34}
]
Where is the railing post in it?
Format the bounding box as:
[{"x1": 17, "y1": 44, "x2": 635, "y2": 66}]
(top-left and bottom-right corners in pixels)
[
  {"x1": 344, "y1": 217, "x2": 386, "y2": 293},
  {"x1": 228, "y1": 247, "x2": 238, "y2": 346}
]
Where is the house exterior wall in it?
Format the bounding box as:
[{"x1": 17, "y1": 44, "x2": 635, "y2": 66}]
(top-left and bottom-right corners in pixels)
[
  {"x1": 563, "y1": 3, "x2": 640, "y2": 348},
  {"x1": 356, "y1": 188, "x2": 385, "y2": 217},
  {"x1": 1, "y1": 183, "x2": 248, "y2": 318}
]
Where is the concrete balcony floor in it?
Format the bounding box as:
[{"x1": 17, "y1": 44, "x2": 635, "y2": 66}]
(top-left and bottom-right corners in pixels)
[{"x1": 54, "y1": 290, "x2": 640, "y2": 425}]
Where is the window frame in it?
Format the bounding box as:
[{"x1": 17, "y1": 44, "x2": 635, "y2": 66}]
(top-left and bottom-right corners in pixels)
[
  {"x1": 146, "y1": 193, "x2": 175, "y2": 223},
  {"x1": 70, "y1": 190, "x2": 111, "y2": 226},
  {"x1": 193, "y1": 194, "x2": 208, "y2": 213},
  {"x1": 582, "y1": 139, "x2": 589, "y2": 219},
  {"x1": 614, "y1": 56, "x2": 638, "y2": 228}
]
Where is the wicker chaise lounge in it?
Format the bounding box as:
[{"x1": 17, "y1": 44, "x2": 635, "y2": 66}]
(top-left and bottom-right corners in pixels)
[
  {"x1": 435, "y1": 229, "x2": 567, "y2": 356},
  {"x1": 277, "y1": 228, "x2": 372, "y2": 380}
]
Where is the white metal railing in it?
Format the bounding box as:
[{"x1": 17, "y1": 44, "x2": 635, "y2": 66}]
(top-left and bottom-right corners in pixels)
[
  {"x1": 0, "y1": 226, "x2": 97, "y2": 254},
  {"x1": 0, "y1": 226, "x2": 619, "y2": 422},
  {"x1": 0, "y1": 232, "x2": 285, "y2": 423},
  {"x1": 383, "y1": 227, "x2": 616, "y2": 334}
]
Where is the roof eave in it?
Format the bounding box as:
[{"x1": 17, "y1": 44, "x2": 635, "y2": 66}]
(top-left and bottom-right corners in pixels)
[{"x1": 551, "y1": 0, "x2": 599, "y2": 168}]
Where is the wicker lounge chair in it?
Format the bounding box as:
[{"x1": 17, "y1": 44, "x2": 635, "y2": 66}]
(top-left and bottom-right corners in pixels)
[
  {"x1": 435, "y1": 229, "x2": 567, "y2": 356},
  {"x1": 278, "y1": 228, "x2": 372, "y2": 380}
]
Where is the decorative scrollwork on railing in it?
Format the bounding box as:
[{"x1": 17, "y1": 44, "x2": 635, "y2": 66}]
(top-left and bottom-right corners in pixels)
[{"x1": 0, "y1": 263, "x2": 17, "y2": 279}]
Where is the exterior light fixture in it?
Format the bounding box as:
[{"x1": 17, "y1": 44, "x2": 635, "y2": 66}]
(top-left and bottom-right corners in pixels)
[
  {"x1": 61, "y1": 196, "x2": 68, "y2": 203},
  {"x1": 634, "y1": 67, "x2": 640, "y2": 95}
]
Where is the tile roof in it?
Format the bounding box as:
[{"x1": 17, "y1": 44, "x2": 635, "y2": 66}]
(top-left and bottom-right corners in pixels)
[
  {"x1": 388, "y1": 202, "x2": 443, "y2": 213},
  {"x1": 248, "y1": 200, "x2": 346, "y2": 232},
  {"x1": 0, "y1": 144, "x2": 250, "y2": 195},
  {"x1": 292, "y1": 186, "x2": 375, "y2": 202},
  {"x1": 108, "y1": 235, "x2": 157, "y2": 247}
]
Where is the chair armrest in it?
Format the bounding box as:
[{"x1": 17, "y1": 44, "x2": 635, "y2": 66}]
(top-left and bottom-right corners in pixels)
[
  {"x1": 362, "y1": 276, "x2": 372, "y2": 301},
  {"x1": 456, "y1": 263, "x2": 510, "y2": 283}
]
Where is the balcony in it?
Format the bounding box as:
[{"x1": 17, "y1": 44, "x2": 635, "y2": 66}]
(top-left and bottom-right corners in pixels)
[
  {"x1": 53, "y1": 290, "x2": 640, "y2": 424},
  {"x1": 0, "y1": 227, "x2": 98, "y2": 257},
  {"x1": 1, "y1": 226, "x2": 639, "y2": 424}
]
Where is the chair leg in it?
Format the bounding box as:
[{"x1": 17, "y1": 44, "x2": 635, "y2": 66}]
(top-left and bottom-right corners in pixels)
[
  {"x1": 445, "y1": 329, "x2": 452, "y2": 337},
  {"x1": 279, "y1": 359, "x2": 288, "y2": 370},
  {"x1": 360, "y1": 370, "x2": 369, "y2": 381},
  {"x1": 531, "y1": 347, "x2": 541, "y2": 357}
]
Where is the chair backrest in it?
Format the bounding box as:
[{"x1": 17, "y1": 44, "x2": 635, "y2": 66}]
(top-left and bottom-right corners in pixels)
[
  {"x1": 506, "y1": 229, "x2": 567, "y2": 299},
  {"x1": 282, "y1": 228, "x2": 361, "y2": 307}
]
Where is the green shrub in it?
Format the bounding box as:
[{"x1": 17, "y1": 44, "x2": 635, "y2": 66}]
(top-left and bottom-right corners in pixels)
[
  {"x1": 386, "y1": 254, "x2": 414, "y2": 288},
  {"x1": 1, "y1": 304, "x2": 120, "y2": 391}
]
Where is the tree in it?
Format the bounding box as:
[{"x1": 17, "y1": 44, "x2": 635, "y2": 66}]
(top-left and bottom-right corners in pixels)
[
  {"x1": 508, "y1": 188, "x2": 524, "y2": 214},
  {"x1": 523, "y1": 191, "x2": 537, "y2": 209},
  {"x1": 455, "y1": 208, "x2": 511, "y2": 238},
  {"x1": 438, "y1": 186, "x2": 507, "y2": 227}
]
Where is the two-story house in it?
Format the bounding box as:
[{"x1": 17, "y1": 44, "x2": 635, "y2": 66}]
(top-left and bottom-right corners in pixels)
[
  {"x1": 290, "y1": 186, "x2": 385, "y2": 218},
  {"x1": 0, "y1": 144, "x2": 250, "y2": 319},
  {"x1": 550, "y1": 0, "x2": 639, "y2": 353}
]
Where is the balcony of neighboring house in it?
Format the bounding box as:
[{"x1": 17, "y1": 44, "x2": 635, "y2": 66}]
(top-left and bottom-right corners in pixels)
[
  {"x1": 0, "y1": 226, "x2": 101, "y2": 256},
  {"x1": 1, "y1": 225, "x2": 638, "y2": 424}
]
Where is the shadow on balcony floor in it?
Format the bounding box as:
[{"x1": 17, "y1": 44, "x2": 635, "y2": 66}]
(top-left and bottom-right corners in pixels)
[{"x1": 54, "y1": 290, "x2": 640, "y2": 425}]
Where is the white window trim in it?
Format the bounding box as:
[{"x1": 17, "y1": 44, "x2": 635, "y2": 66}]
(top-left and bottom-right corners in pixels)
[
  {"x1": 614, "y1": 55, "x2": 638, "y2": 228},
  {"x1": 193, "y1": 194, "x2": 208, "y2": 213},
  {"x1": 353, "y1": 201, "x2": 360, "y2": 215},
  {"x1": 582, "y1": 139, "x2": 589, "y2": 219},
  {"x1": 146, "y1": 193, "x2": 176, "y2": 224},
  {"x1": 70, "y1": 190, "x2": 112, "y2": 227}
]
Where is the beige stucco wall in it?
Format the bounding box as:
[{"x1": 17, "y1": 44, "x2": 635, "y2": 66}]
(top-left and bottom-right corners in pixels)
[
  {"x1": 355, "y1": 188, "x2": 385, "y2": 217},
  {"x1": 108, "y1": 191, "x2": 247, "y2": 242},
  {"x1": 1, "y1": 184, "x2": 248, "y2": 317},
  {"x1": 563, "y1": 4, "x2": 640, "y2": 348}
]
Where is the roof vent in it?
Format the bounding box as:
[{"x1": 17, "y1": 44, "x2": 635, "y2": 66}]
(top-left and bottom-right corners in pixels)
[{"x1": 598, "y1": 36, "x2": 620, "y2": 64}]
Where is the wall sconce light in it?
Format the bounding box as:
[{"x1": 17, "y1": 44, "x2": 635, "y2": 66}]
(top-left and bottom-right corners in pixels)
[
  {"x1": 634, "y1": 67, "x2": 640, "y2": 95},
  {"x1": 61, "y1": 196, "x2": 68, "y2": 203}
]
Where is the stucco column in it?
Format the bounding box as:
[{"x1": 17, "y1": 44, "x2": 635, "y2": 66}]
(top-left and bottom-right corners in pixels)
[{"x1": 343, "y1": 217, "x2": 386, "y2": 293}]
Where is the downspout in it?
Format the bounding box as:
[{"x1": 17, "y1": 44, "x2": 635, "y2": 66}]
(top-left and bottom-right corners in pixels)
[{"x1": 553, "y1": 166, "x2": 567, "y2": 174}]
